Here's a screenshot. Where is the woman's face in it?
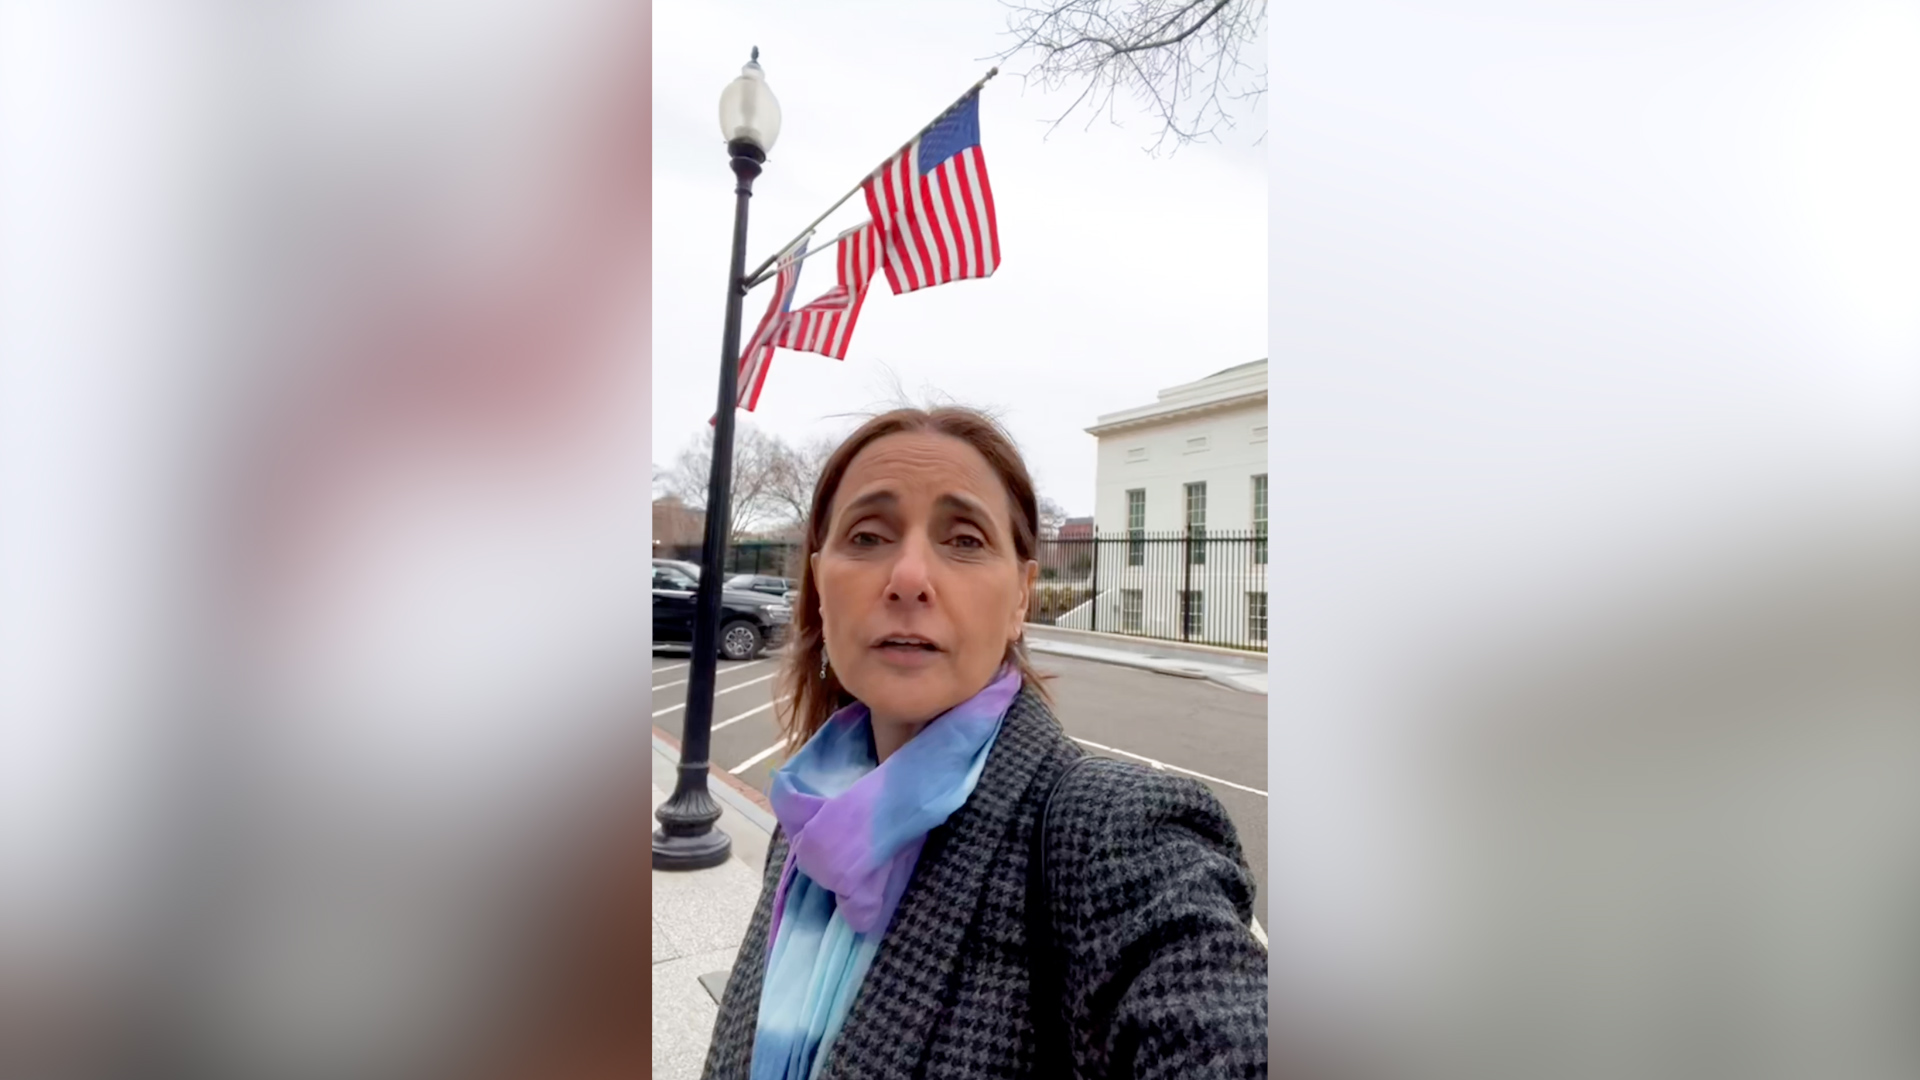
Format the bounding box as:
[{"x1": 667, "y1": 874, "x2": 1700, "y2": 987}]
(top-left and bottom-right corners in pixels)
[{"x1": 813, "y1": 432, "x2": 1037, "y2": 735}]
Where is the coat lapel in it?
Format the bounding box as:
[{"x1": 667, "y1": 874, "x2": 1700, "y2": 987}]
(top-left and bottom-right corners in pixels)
[{"x1": 814, "y1": 686, "x2": 1063, "y2": 1079}]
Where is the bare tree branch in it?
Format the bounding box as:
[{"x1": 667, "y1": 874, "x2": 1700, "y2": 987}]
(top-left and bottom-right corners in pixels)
[
  {"x1": 990, "y1": 0, "x2": 1265, "y2": 153},
  {"x1": 1037, "y1": 495, "x2": 1071, "y2": 538},
  {"x1": 663, "y1": 423, "x2": 798, "y2": 543},
  {"x1": 763, "y1": 435, "x2": 837, "y2": 531}
]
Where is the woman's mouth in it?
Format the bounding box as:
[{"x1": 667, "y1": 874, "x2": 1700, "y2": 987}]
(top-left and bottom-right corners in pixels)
[{"x1": 871, "y1": 635, "x2": 943, "y2": 666}]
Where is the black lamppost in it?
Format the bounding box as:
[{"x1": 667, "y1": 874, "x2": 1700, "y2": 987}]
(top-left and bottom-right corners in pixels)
[{"x1": 654, "y1": 49, "x2": 783, "y2": 871}]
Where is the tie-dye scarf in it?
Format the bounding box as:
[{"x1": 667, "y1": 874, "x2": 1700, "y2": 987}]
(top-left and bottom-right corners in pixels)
[{"x1": 749, "y1": 664, "x2": 1021, "y2": 1080}]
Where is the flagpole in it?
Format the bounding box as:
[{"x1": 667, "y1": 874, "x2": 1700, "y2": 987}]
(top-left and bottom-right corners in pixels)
[
  {"x1": 756, "y1": 223, "x2": 860, "y2": 278},
  {"x1": 742, "y1": 66, "x2": 998, "y2": 291},
  {"x1": 746, "y1": 230, "x2": 814, "y2": 300}
]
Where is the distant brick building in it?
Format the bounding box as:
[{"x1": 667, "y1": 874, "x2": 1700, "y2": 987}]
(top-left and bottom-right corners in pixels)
[{"x1": 652, "y1": 496, "x2": 705, "y2": 552}]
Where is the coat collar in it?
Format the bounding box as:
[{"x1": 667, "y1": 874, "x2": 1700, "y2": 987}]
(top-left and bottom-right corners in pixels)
[{"x1": 813, "y1": 683, "x2": 1066, "y2": 1079}]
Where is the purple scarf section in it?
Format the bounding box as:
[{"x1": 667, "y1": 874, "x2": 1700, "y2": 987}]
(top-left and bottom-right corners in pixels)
[{"x1": 765, "y1": 665, "x2": 1022, "y2": 950}]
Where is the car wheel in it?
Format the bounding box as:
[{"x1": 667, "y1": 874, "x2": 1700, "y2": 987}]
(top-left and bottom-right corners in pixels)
[{"x1": 720, "y1": 620, "x2": 763, "y2": 661}]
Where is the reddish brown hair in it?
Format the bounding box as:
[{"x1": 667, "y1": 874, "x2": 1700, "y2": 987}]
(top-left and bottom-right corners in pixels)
[{"x1": 776, "y1": 407, "x2": 1050, "y2": 754}]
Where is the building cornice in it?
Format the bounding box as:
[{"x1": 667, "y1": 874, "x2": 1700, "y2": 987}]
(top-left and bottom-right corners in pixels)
[
  {"x1": 1086, "y1": 359, "x2": 1267, "y2": 437},
  {"x1": 1086, "y1": 389, "x2": 1266, "y2": 436}
]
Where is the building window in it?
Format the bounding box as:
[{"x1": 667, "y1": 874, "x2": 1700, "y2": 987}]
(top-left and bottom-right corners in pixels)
[
  {"x1": 1252, "y1": 473, "x2": 1268, "y2": 565},
  {"x1": 1247, "y1": 591, "x2": 1268, "y2": 645},
  {"x1": 1184, "y1": 590, "x2": 1205, "y2": 639},
  {"x1": 1121, "y1": 589, "x2": 1144, "y2": 633},
  {"x1": 1185, "y1": 482, "x2": 1206, "y2": 565},
  {"x1": 1126, "y1": 489, "x2": 1145, "y2": 567}
]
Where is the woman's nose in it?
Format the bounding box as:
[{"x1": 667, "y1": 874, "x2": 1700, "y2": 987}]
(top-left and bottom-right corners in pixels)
[{"x1": 884, "y1": 536, "x2": 934, "y2": 604}]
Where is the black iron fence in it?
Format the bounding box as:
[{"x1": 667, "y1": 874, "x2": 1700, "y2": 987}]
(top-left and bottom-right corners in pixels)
[
  {"x1": 655, "y1": 541, "x2": 802, "y2": 579},
  {"x1": 656, "y1": 529, "x2": 1269, "y2": 654},
  {"x1": 1030, "y1": 529, "x2": 1268, "y2": 653}
]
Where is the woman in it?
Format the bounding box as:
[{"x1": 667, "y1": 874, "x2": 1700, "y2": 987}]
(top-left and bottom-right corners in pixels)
[{"x1": 702, "y1": 407, "x2": 1268, "y2": 1079}]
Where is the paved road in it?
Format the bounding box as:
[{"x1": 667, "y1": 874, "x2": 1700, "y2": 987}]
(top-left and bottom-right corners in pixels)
[{"x1": 652, "y1": 650, "x2": 1269, "y2": 932}]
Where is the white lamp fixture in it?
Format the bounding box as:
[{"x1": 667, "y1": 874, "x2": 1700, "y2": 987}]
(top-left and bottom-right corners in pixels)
[{"x1": 718, "y1": 48, "x2": 781, "y2": 154}]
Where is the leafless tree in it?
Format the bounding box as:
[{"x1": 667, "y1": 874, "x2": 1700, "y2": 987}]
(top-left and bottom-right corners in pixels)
[
  {"x1": 764, "y1": 435, "x2": 839, "y2": 530},
  {"x1": 662, "y1": 424, "x2": 793, "y2": 542},
  {"x1": 1038, "y1": 495, "x2": 1071, "y2": 538},
  {"x1": 992, "y1": 0, "x2": 1266, "y2": 153}
]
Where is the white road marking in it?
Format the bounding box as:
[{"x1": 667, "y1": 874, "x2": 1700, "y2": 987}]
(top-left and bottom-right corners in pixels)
[
  {"x1": 650, "y1": 671, "x2": 780, "y2": 718},
  {"x1": 652, "y1": 678, "x2": 687, "y2": 691},
  {"x1": 652, "y1": 657, "x2": 762, "y2": 682},
  {"x1": 1068, "y1": 737, "x2": 1268, "y2": 798},
  {"x1": 1250, "y1": 917, "x2": 1268, "y2": 948},
  {"x1": 729, "y1": 742, "x2": 783, "y2": 774},
  {"x1": 714, "y1": 696, "x2": 788, "y2": 732},
  {"x1": 718, "y1": 670, "x2": 779, "y2": 694}
]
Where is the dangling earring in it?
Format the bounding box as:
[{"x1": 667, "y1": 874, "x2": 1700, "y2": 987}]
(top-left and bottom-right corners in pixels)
[{"x1": 819, "y1": 652, "x2": 829, "y2": 680}]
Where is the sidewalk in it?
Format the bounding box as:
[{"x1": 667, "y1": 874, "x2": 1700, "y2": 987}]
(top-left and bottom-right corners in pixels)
[
  {"x1": 1023, "y1": 624, "x2": 1268, "y2": 694},
  {"x1": 651, "y1": 742, "x2": 774, "y2": 1080}
]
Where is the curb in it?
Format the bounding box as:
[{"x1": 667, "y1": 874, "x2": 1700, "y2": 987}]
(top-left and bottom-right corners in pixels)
[
  {"x1": 1024, "y1": 623, "x2": 1267, "y2": 669},
  {"x1": 1027, "y1": 639, "x2": 1206, "y2": 678},
  {"x1": 1025, "y1": 639, "x2": 1267, "y2": 695}
]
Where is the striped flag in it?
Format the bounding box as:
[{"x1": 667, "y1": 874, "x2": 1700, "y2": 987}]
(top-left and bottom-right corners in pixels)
[
  {"x1": 862, "y1": 90, "x2": 1000, "y2": 295},
  {"x1": 768, "y1": 222, "x2": 879, "y2": 360},
  {"x1": 734, "y1": 236, "x2": 808, "y2": 412}
]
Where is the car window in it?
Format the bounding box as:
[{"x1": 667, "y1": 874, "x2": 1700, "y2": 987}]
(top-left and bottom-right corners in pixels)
[{"x1": 654, "y1": 568, "x2": 695, "y2": 590}]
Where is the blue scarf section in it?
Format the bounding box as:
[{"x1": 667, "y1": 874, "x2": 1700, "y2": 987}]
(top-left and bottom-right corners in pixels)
[{"x1": 748, "y1": 666, "x2": 1021, "y2": 1080}]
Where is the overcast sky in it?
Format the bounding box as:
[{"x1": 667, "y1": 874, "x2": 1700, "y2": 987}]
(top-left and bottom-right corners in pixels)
[{"x1": 652, "y1": 0, "x2": 1266, "y2": 516}]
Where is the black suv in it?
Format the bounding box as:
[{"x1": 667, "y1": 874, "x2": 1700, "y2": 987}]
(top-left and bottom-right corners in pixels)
[
  {"x1": 725, "y1": 573, "x2": 797, "y2": 599},
  {"x1": 652, "y1": 560, "x2": 791, "y2": 660}
]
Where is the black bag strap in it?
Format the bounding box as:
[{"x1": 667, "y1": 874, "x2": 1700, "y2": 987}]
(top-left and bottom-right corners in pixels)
[{"x1": 1027, "y1": 753, "x2": 1101, "y2": 1078}]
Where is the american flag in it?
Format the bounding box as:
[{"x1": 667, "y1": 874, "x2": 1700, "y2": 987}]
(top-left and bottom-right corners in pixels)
[
  {"x1": 768, "y1": 222, "x2": 879, "y2": 360},
  {"x1": 862, "y1": 89, "x2": 1000, "y2": 295},
  {"x1": 734, "y1": 236, "x2": 808, "y2": 412}
]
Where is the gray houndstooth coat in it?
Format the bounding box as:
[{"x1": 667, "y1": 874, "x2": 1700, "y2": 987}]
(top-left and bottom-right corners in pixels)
[{"x1": 699, "y1": 683, "x2": 1269, "y2": 1079}]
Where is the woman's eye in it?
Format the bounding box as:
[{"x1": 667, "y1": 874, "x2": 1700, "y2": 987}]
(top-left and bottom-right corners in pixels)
[
  {"x1": 850, "y1": 531, "x2": 885, "y2": 546},
  {"x1": 950, "y1": 534, "x2": 985, "y2": 549}
]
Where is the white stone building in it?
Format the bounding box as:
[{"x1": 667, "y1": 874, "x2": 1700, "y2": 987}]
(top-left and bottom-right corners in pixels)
[{"x1": 1057, "y1": 360, "x2": 1269, "y2": 648}]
